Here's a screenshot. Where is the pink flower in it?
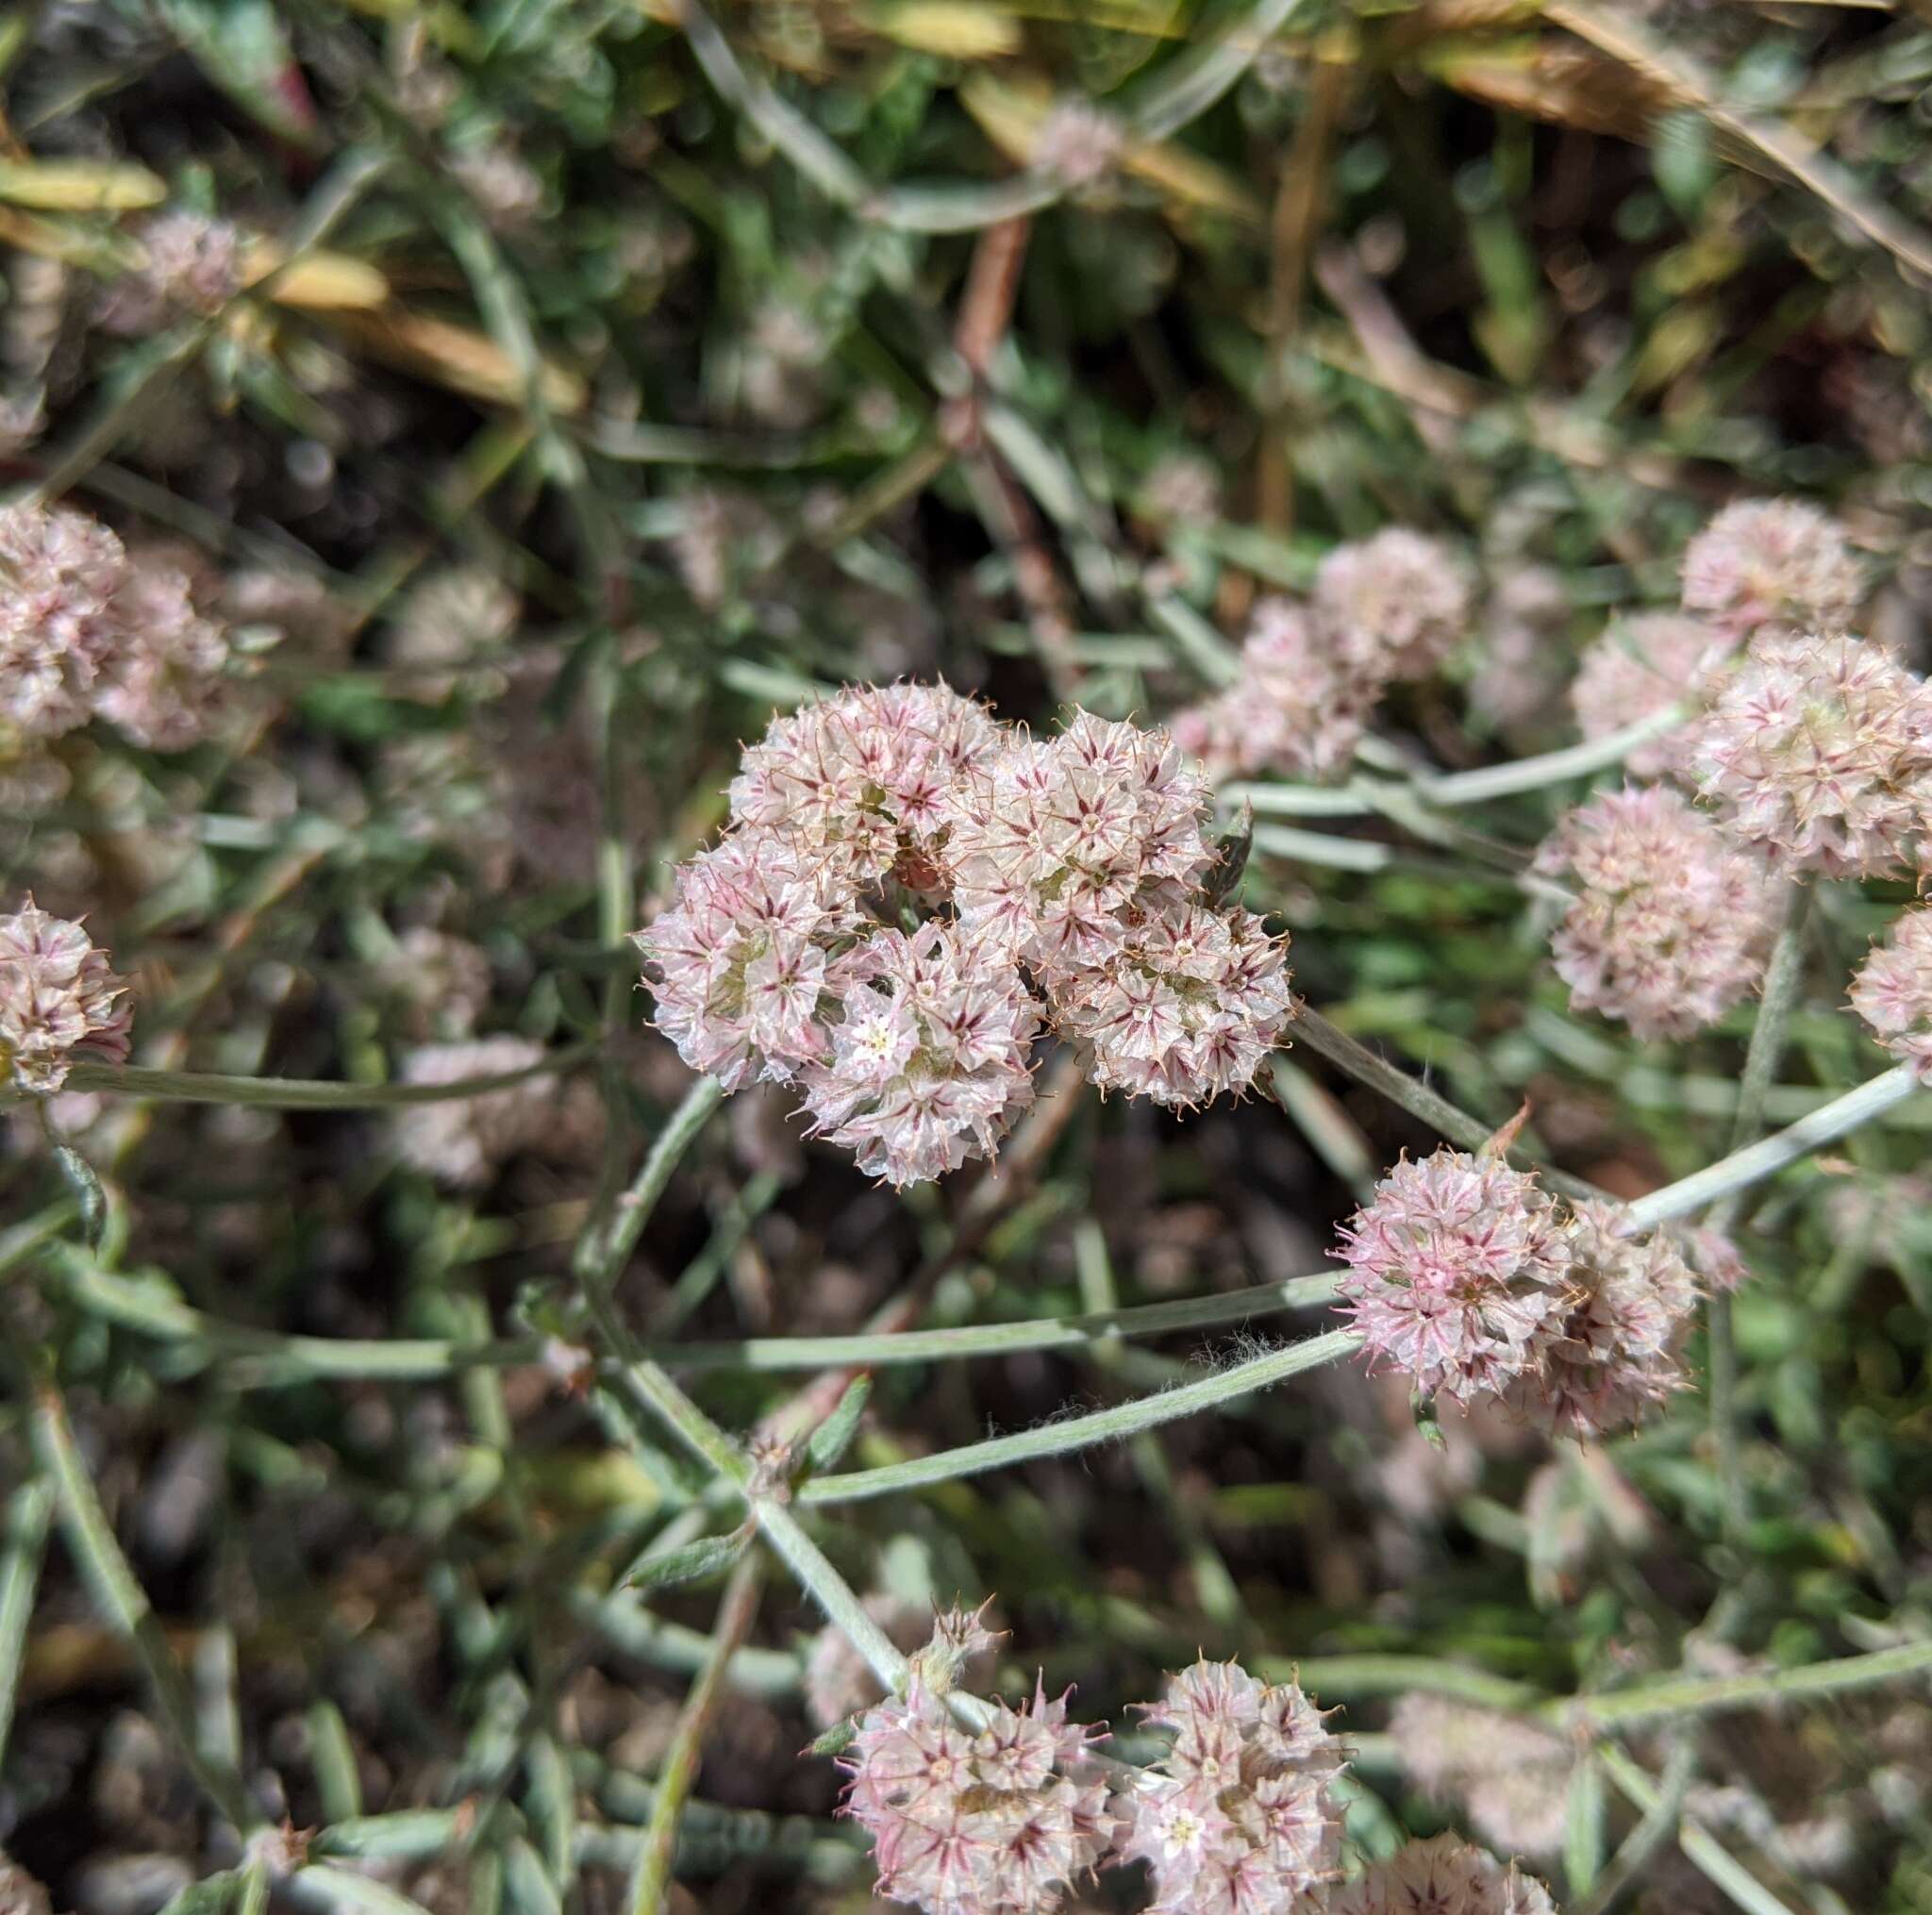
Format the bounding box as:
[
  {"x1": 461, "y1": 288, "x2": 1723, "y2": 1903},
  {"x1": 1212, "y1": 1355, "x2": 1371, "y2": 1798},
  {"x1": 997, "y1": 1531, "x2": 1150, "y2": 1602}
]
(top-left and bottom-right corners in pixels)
[
  {"x1": 1850, "y1": 904, "x2": 1932, "y2": 1079},
  {"x1": 1569, "y1": 613, "x2": 1734, "y2": 781},
  {"x1": 1533, "y1": 784, "x2": 1782, "y2": 1041},
  {"x1": 1313, "y1": 528, "x2": 1473, "y2": 684},
  {"x1": 1688, "y1": 632, "x2": 1932, "y2": 878},
  {"x1": 92, "y1": 554, "x2": 232, "y2": 751},
  {"x1": 0, "y1": 898, "x2": 131, "y2": 1092},
  {"x1": 0, "y1": 504, "x2": 127, "y2": 739},
  {"x1": 1113, "y1": 1659, "x2": 1345, "y2": 1915},
  {"x1": 1327, "y1": 1834, "x2": 1557, "y2": 1915},
  {"x1": 1336, "y1": 1150, "x2": 1573, "y2": 1406},
  {"x1": 1387, "y1": 1696, "x2": 1573, "y2": 1860},
  {"x1": 1681, "y1": 497, "x2": 1862, "y2": 640},
  {"x1": 1031, "y1": 100, "x2": 1126, "y2": 186},
  {"x1": 99, "y1": 212, "x2": 247, "y2": 334}
]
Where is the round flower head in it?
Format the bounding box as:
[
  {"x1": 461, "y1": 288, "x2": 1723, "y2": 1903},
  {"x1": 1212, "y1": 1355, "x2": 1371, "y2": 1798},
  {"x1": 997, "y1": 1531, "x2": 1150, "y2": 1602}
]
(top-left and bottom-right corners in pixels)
[
  {"x1": 1328, "y1": 1835, "x2": 1557, "y2": 1915},
  {"x1": 91, "y1": 554, "x2": 232, "y2": 750},
  {"x1": 1114, "y1": 1659, "x2": 1345, "y2": 1915},
  {"x1": 1050, "y1": 900, "x2": 1293, "y2": 1109},
  {"x1": 1173, "y1": 599, "x2": 1374, "y2": 785},
  {"x1": 0, "y1": 503, "x2": 128, "y2": 739},
  {"x1": 1681, "y1": 497, "x2": 1862, "y2": 639},
  {"x1": 731, "y1": 682, "x2": 1003, "y2": 889},
  {"x1": 388, "y1": 565, "x2": 520, "y2": 697},
  {"x1": 1336, "y1": 1150, "x2": 1573, "y2": 1406},
  {"x1": 0, "y1": 899, "x2": 131, "y2": 1092},
  {"x1": 1312, "y1": 528, "x2": 1473, "y2": 684},
  {"x1": 1569, "y1": 613, "x2": 1733, "y2": 781},
  {"x1": 1138, "y1": 453, "x2": 1221, "y2": 528},
  {"x1": 1850, "y1": 904, "x2": 1932, "y2": 1079},
  {"x1": 1533, "y1": 784, "x2": 1782, "y2": 1041},
  {"x1": 1504, "y1": 1205, "x2": 1697, "y2": 1440},
  {"x1": 800, "y1": 920, "x2": 1040, "y2": 1188},
  {"x1": 1689, "y1": 631, "x2": 1932, "y2": 878},
  {"x1": 391, "y1": 1036, "x2": 552, "y2": 1187},
  {"x1": 100, "y1": 212, "x2": 247, "y2": 334},
  {"x1": 1387, "y1": 1696, "x2": 1572, "y2": 1860},
  {"x1": 840, "y1": 1640, "x2": 1111, "y2": 1915},
  {"x1": 1030, "y1": 99, "x2": 1126, "y2": 186}
]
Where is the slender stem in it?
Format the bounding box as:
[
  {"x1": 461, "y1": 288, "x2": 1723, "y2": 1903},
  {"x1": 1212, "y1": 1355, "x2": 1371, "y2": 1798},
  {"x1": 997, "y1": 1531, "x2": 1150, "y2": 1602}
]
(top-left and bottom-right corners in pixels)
[
  {"x1": 625, "y1": 1552, "x2": 766, "y2": 1915},
  {"x1": 1572, "y1": 1740, "x2": 1695, "y2": 1915},
  {"x1": 1623, "y1": 1067, "x2": 1919, "y2": 1229},
  {"x1": 58, "y1": 1041, "x2": 594, "y2": 1108},
  {"x1": 1560, "y1": 1639, "x2": 1932, "y2": 1728},
  {"x1": 577, "y1": 1075, "x2": 728, "y2": 1288},
  {"x1": 1598, "y1": 1746, "x2": 1798, "y2": 1915},
  {"x1": 1257, "y1": 1654, "x2": 1545, "y2": 1711},
  {"x1": 754, "y1": 1501, "x2": 918, "y2": 1700},
  {"x1": 28, "y1": 1376, "x2": 262, "y2": 1834},
  {"x1": 1421, "y1": 705, "x2": 1691, "y2": 807},
  {"x1": 796, "y1": 1329, "x2": 1360, "y2": 1506},
  {"x1": 0, "y1": 1477, "x2": 53, "y2": 1766}
]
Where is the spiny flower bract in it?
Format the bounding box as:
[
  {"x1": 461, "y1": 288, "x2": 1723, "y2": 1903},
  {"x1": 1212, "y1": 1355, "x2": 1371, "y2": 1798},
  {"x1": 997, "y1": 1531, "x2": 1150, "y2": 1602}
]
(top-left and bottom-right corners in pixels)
[
  {"x1": 1113, "y1": 1658, "x2": 1346, "y2": 1915},
  {"x1": 0, "y1": 898, "x2": 131, "y2": 1092},
  {"x1": 1850, "y1": 904, "x2": 1932, "y2": 1079},
  {"x1": 1533, "y1": 784, "x2": 1781, "y2": 1041},
  {"x1": 1688, "y1": 631, "x2": 1932, "y2": 878}
]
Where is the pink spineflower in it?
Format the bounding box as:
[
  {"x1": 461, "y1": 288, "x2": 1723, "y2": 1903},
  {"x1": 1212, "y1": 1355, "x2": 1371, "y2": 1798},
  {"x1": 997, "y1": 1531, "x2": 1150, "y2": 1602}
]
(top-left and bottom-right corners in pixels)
[
  {"x1": 732, "y1": 683, "x2": 1003, "y2": 888},
  {"x1": 1569, "y1": 613, "x2": 1734, "y2": 781},
  {"x1": 1052, "y1": 900, "x2": 1293, "y2": 1108},
  {"x1": 391, "y1": 1036, "x2": 552, "y2": 1187},
  {"x1": 1173, "y1": 599, "x2": 1374, "y2": 785},
  {"x1": 1689, "y1": 632, "x2": 1932, "y2": 878},
  {"x1": 91, "y1": 555, "x2": 232, "y2": 751},
  {"x1": 1533, "y1": 784, "x2": 1782, "y2": 1041},
  {"x1": 1504, "y1": 1204, "x2": 1697, "y2": 1440},
  {"x1": 0, "y1": 898, "x2": 131, "y2": 1092},
  {"x1": 100, "y1": 211, "x2": 247, "y2": 334},
  {"x1": 1328, "y1": 1834, "x2": 1557, "y2": 1915},
  {"x1": 1313, "y1": 528, "x2": 1473, "y2": 684},
  {"x1": 1681, "y1": 497, "x2": 1862, "y2": 640},
  {"x1": 1336, "y1": 1150, "x2": 1573, "y2": 1406},
  {"x1": 1850, "y1": 905, "x2": 1932, "y2": 1078},
  {"x1": 841, "y1": 1624, "x2": 1112, "y2": 1915},
  {"x1": 388, "y1": 565, "x2": 520, "y2": 697},
  {"x1": 1387, "y1": 1697, "x2": 1573, "y2": 1860},
  {"x1": 799, "y1": 921, "x2": 1040, "y2": 1188},
  {"x1": 0, "y1": 503, "x2": 128, "y2": 739},
  {"x1": 1031, "y1": 100, "x2": 1126, "y2": 186},
  {"x1": 1113, "y1": 1659, "x2": 1346, "y2": 1915}
]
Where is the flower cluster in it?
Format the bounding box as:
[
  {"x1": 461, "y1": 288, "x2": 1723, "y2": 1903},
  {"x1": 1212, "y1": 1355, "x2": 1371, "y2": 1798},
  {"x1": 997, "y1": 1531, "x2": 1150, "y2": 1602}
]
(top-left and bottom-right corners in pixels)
[
  {"x1": 841, "y1": 1634, "x2": 1112, "y2": 1915},
  {"x1": 1031, "y1": 99, "x2": 1127, "y2": 186},
  {"x1": 1689, "y1": 631, "x2": 1932, "y2": 878},
  {"x1": 0, "y1": 503, "x2": 233, "y2": 749},
  {"x1": 99, "y1": 212, "x2": 248, "y2": 335},
  {"x1": 1533, "y1": 784, "x2": 1781, "y2": 1041},
  {"x1": 1113, "y1": 1658, "x2": 1347, "y2": 1914},
  {"x1": 1850, "y1": 905, "x2": 1932, "y2": 1079},
  {"x1": 0, "y1": 899, "x2": 131, "y2": 1092},
  {"x1": 1387, "y1": 1697, "x2": 1572, "y2": 1860},
  {"x1": 1569, "y1": 612, "x2": 1732, "y2": 781},
  {"x1": 391, "y1": 1036, "x2": 553, "y2": 1188},
  {"x1": 1681, "y1": 497, "x2": 1863, "y2": 640},
  {"x1": 1329, "y1": 1834, "x2": 1556, "y2": 1915},
  {"x1": 638, "y1": 687, "x2": 1292, "y2": 1185},
  {"x1": 388, "y1": 565, "x2": 521, "y2": 697},
  {"x1": 1336, "y1": 1149, "x2": 1697, "y2": 1437},
  {"x1": 1173, "y1": 529, "x2": 1469, "y2": 785}
]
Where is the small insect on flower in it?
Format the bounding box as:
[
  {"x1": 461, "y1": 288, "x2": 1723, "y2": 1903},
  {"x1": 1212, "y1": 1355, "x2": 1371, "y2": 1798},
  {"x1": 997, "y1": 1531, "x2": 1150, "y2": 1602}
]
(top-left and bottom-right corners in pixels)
[
  {"x1": 1113, "y1": 1658, "x2": 1346, "y2": 1915},
  {"x1": 1534, "y1": 784, "x2": 1782, "y2": 1041},
  {"x1": 1850, "y1": 904, "x2": 1932, "y2": 1080},
  {"x1": 1681, "y1": 497, "x2": 1863, "y2": 640},
  {"x1": 0, "y1": 898, "x2": 132, "y2": 1093},
  {"x1": 1689, "y1": 631, "x2": 1932, "y2": 879},
  {"x1": 1327, "y1": 1833, "x2": 1557, "y2": 1915}
]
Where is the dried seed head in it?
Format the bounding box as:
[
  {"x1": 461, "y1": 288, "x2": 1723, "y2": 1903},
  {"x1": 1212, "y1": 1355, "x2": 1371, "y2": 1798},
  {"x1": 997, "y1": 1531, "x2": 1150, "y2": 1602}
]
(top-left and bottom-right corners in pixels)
[
  {"x1": 101, "y1": 211, "x2": 247, "y2": 333},
  {"x1": 391, "y1": 1036, "x2": 550, "y2": 1187},
  {"x1": 1031, "y1": 100, "x2": 1127, "y2": 187}
]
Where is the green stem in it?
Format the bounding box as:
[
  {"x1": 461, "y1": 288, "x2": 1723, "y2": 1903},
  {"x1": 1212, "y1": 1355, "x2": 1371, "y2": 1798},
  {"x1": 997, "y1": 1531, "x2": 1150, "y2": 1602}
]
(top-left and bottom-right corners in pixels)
[
  {"x1": 0, "y1": 1477, "x2": 53, "y2": 1766},
  {"x1": 59, "y1": 1041, "x2": 594, "y2": 1108},
  {"x1": 577, "y1": 1075, "x2": 728, "y2": 1289},
  {"x1": 796, "y1": 1329, "x2": 1360, "y2": 1506},
  {"x1": 625, "y1": 1552, "x2": 766, "y2": 1915},
  {"x1": 1597, "y1": 1745, "x2": 1798, "y2": 1915},
  {"x1": 1257, "y1": 1654, "x2": 1545, "y2": 1711},
  {"x1": 1560, "y1": 1639, "x2": 1932, "y2": 1728}
]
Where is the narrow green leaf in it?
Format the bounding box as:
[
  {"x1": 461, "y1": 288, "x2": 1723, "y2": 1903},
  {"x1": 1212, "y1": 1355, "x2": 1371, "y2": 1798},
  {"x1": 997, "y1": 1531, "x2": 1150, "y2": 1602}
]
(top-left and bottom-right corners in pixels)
[
  {"x1": 806, "y1": 1376, "x2": 872, "y2": 1474},
  {"x1": 621, "y1": 1526, "x2": 749, "y2": 1594},
  {"x1": 805, "y1": 1716, "x2": 858, "y2": 1759},
  {"x1": 53, "y1": 1143, "x2": 108, "y2": 1249}
]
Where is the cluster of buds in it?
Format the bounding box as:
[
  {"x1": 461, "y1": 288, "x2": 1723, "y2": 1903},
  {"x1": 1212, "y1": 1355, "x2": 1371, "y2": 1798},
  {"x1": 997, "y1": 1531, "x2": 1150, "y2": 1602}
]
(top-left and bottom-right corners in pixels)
[
  {"x1": 1334, "y1": 1148, "x2": 1698, "y2": 1439},
  {"x1": 0, "y1": 502, "x2": 233, "y2": 750},
  {"x1": 1850, "y1": 905, "x2": 1932, "y2": 1079},
  {"x1": 1174, "y1": 529, "x2": 1470, "y2": 784},
  {"x1": 840, "y1": 1612, "x2": 1112, "y2": 1915},
  {"x1": 637, "y1": 686, "x2": 1293, "y2": 1187},
  {"x1": 1687, "y1": 631, "x2": 1932, "y2": 879},
  {"x1": 1329, "y1": 1833, "x2": 1556, "y2": 1915},
  {"x1": 1113, "y1": 1659, "x2": 1347, "y2": 1914},
  {"x1": 1533, "y1": 785, "x2": 1782, "y2": 1041},
  {"x1": 0, "y1": 898, "x2": 131, "y2": 1093}
]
